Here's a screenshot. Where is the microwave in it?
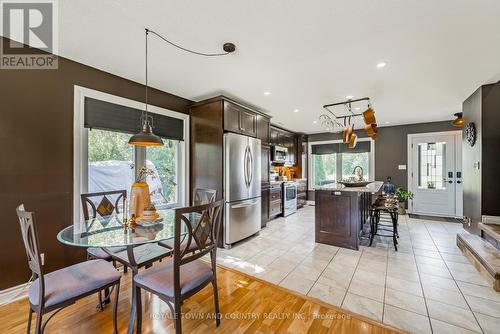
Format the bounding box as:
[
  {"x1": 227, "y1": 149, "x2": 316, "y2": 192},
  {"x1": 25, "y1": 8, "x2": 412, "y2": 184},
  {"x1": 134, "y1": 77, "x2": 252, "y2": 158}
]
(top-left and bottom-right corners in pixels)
[{"x1": 271, "y1": 146, "x2": 287, "y2": 164}]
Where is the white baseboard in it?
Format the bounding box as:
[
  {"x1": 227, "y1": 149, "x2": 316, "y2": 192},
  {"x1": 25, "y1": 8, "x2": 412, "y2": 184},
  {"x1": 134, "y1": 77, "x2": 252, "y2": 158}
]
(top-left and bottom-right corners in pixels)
[{"x1": 0, "y1": 282, "x2": 30, "y2": 306}]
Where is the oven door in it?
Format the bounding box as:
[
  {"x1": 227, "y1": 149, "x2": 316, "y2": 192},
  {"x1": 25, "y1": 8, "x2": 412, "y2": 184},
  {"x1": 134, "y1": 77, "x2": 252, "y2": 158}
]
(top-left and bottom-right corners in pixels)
[{"x1": 285, "y1": 184, "x2": 297, "y2": 201}]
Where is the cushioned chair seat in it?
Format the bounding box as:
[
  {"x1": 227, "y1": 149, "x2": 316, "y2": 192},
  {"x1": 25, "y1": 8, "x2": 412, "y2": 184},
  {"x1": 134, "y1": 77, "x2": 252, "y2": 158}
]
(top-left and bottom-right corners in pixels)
[
  {"x1": 29, "y1": 259, "x2": 121, "y2": 308},
  {"x1": 87, "y1": 246, "x2": 127, "y2": 260},
  {"x1": 134, "y1": 259, "x2": 213, "y2": 298},
  {"x1": 158, "y1": 239, "x2": 198, "y2": 253}
]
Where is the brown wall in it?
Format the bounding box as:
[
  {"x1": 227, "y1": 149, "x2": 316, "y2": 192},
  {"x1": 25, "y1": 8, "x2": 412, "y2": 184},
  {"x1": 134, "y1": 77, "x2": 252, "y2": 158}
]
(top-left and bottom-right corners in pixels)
[
  {"x1": 307, "y1": 121, "x2": 457, "y2": 199},
  {"x1": 0, "y1": 37, "x2": 192, "y2": 290}
]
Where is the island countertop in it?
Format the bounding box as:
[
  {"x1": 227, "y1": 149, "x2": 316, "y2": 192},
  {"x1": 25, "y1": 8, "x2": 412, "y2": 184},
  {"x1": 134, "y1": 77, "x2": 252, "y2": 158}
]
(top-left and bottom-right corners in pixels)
[{"x1": 315, "y1": 181, "x2": 383, "y2": 193}]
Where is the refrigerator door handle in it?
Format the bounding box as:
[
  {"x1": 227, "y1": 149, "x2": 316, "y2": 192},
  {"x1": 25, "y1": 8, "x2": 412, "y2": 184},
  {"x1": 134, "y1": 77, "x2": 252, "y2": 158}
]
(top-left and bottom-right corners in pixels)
[
  {"x1": 231, "y1": 199, "x2": 260, "y2": 208},
  {"x1": 245, "y1": 145, "x2": 251, "y2": 188},
  {"x1": 248, "y1": 145, "x2": 253, "y2": 186},
  {"x1": 243, "y1": 146, "x2": 249, "y2": 187}
]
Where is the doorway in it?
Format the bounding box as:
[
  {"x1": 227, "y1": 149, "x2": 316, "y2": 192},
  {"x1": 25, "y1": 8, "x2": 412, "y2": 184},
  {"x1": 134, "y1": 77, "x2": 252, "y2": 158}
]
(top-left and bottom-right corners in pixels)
[{"x1": 407, "y1": 131, "x2": 463, "y2": 218}]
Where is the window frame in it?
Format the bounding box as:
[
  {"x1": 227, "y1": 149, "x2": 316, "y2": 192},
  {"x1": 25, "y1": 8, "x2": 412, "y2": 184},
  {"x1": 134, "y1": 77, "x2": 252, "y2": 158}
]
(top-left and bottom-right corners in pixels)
[
  {"x1": 307, "y1": 138, "x2": 375, "y2": 191},
  {"x1": 73, "y1": 85, "x2": 189, "y2": 225}
]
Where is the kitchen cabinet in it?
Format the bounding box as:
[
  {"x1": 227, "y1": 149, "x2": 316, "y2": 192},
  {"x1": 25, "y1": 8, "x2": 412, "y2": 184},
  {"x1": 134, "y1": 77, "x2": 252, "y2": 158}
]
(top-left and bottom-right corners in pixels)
[
  {"x1": 270, "y1": 126, "x2": 299, "y2": 166},
  {"x1": 261, "y1": 145, "x2": 270, "y2": 185},
  {"x1": 269, "y1": 183, "x2": 282, "y2": 218},
  {"x1": 261, "y1": 186, "x2": 270, "y2": 228},
  {"x1": 223, "y1": 100, "x2": 257, "y2": 137},
  {"x1": 256, "y1": 115, "x2": 270, "y2": 145}
]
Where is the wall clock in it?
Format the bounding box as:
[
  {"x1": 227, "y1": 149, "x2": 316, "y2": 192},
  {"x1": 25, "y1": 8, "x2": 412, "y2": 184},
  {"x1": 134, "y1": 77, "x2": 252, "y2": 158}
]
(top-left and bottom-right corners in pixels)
[{"x1": 465, "y1": 122, "x2": 476, "y2": 147}]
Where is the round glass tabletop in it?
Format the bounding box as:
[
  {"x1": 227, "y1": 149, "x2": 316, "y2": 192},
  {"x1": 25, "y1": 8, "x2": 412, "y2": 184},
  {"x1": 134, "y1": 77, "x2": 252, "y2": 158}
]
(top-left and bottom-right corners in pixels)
[{"x1": 57, "y1": 209, "x2": 181, "y2": 248}]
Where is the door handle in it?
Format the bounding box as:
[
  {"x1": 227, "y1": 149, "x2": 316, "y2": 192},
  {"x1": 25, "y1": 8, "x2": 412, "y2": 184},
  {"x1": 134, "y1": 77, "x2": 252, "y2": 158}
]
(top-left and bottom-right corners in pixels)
[
  {"x1": 243, "y1": 147, "x2": 249, "y2": 187},
  {"x1": 248, "y1": 147, "x2": 253, "y2": 186},
  {"x1": 232, "y1": 200, "x2": 259, "y2": 208},
  {"x1": 456, "y1": 180, "x2": 462, "y2": 184}
]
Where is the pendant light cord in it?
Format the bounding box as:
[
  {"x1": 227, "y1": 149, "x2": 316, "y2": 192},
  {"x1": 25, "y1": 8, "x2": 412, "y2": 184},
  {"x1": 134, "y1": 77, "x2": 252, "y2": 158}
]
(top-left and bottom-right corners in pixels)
[{"x1": 146, "y1": 28, "x2": 232, "y2": 57}]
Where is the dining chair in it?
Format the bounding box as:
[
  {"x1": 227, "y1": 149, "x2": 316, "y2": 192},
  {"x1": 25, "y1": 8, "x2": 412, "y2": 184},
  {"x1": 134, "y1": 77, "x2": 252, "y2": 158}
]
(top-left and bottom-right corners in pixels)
[
  {"x1": 159, "y1": 188, "x2": 217, "y2": 251},
  {"x1": 81, "y1": 190, "x2": 128, "y2": 269},
  {"x1": 16, "y1": 204, "x2": 122, "y2": 334},
  {"x1": 132, "y1": 199, "x2": 224, "y2": 334},
  {"x1": 82, "y1": 191, "x2": 173, "y2": 274}
]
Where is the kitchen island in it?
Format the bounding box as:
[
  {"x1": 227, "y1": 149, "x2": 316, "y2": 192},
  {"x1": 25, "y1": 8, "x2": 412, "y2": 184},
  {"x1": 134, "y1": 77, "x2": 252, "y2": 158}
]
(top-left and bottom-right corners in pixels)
[{"x1": 315, "y1": 181, "x2": 383, "y2": 250}]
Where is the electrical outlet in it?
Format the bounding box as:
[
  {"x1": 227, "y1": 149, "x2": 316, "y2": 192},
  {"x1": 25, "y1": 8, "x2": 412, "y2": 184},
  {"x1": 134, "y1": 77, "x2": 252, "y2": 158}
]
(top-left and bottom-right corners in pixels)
[{"x1": 40, "y1": 253, "x2": 45, "y2": 266}]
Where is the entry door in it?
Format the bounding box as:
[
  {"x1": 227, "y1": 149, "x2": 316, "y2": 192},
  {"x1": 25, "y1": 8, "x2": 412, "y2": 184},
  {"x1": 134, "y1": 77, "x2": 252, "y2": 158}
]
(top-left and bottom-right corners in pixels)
[{"x1": 409, "y1": 132, "x2": 462, "y2": 217}]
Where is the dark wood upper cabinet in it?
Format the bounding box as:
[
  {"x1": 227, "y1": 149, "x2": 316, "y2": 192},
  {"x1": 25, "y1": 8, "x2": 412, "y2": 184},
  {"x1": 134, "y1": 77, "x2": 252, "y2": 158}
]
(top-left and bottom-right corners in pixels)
[
  {"x1": 256, "y1": 115, "x2": 270, "y2": 145},
  {"x1": 270, "y1": 126, "x2": 299, "y2": 166},
  {"x1": 223, "y1": 100, "x2": 258, "y2": 137},
  {"x1": 261, "y1": 145, "x2": 270, "y2": 185}
]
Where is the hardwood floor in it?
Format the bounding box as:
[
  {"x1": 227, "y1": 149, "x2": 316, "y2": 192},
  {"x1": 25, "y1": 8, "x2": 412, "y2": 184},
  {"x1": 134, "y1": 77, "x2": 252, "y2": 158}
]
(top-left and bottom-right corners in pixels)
[{"x1": 0, "y1": 266, "x2": 405, "y2": 334}]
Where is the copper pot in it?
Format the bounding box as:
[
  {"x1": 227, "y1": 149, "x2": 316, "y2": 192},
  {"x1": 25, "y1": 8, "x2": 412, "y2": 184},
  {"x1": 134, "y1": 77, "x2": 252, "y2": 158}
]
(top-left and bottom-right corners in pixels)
[
  {"x1": 363, "y1": 107, "x2": 376, "y2": 125},
  {"x1": 347, "y1": 132, "x2": 358, "y2": 148},
  {"x1": 342, "y1": 125, "x2": 353, "y2": 143},
  {"x1": 364, "y1": 123, "x2": 378, "y2": 136}
]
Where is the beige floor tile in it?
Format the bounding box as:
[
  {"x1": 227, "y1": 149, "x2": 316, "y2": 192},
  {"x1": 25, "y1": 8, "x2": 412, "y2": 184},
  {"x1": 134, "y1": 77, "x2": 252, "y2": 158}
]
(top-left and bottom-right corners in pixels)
[
  {"x1": 289, "y1": 264, "x2": 324, "y2": 281},
  {"x1": 357, "y1": 258, "x2": 387, "y2": 273},
  {"x1": 450, "y1": 268, "x2": 491, "y2": 287},
  {"x1": 439, "y1": 253, "x2": 470, "y2": 264},
  {"x1": 430, "y1": 318, "x2": 481, "y2": 334},
  {"x1": 413, "y1": 248, "x2": 442, "y2": 259},
  {"x1": 417, "y1": 263, "x2": 453, "y2": 279},
  {"x1": 348, "y1": 278, "x2": 385, "y2": 302},
  {"x1": 331, "y1": 253, "x2": 360, "y2": 267},
  {"x1": 352, "y1": 268, "x2": 386, "y2": 286},
  {"x1": 419, "y1": 273, "x2": 459, "y2": 292},
  {"x1": 474, "y1": 312, "x2": 500, "y2": 334},
  {"x1": 415, "y1": 255, "x2": 447, "y2": 268},
  {"x1": 254, "y1": 267, "x2": 288, "y2": 285},
  {"x1": 299, "y1": 256, "x2": 330, "y2": 271},
  {"x1": 383, "y1": 305, "x2": 432, "y2": 334},
  {"x1": 457, "y1": 281, "x2": 500, "y2": 303},
  {"x1": 307, "y1": 282, "x2": 346, "y2": 307},
  {"x1": 279, "y1": 273, "x2": 315, "y2": 294},
  {"x1": 385, "y1": 288, "x2": 427, "y2": 315},
  {"x1": 386, "y1": 267, "x2": 420, "y2": 283},
  {"x1": 386, "y1": 276, "x2": 423, "y2": 297},
  {"x1": 464, "y1": 294, "x2": 500, "y2": 319},
  {"x1": 342, "y1": 292, "x2": 383, "y2": 322},
  {"x1": 267, "y1": 256, "x2": 300, "y2": 272},
  {"x1": 317, "y1": 272, "x2": 352, "y2": 291},
  {"x1": 422, "y1": 283, "x2": 469, "y2": 309},
  {"x1": 426, "y1": 299, "x2": 482, "y2": 332}
]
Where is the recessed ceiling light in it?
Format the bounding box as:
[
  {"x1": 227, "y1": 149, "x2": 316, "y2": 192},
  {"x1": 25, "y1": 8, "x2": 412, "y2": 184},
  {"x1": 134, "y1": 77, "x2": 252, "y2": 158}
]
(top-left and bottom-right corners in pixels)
[
  {"x1": 355, "y1": 107, "x2": 360, "y2": 111},
  {"x1": 293, "y1": 109, "x2": 299, "y2": 113},
  {"x1": 264, "y1": 91, "x2": 271, "y2": 96},
  {"x1": 385, "y1": 121, "x2": 391, "y2": 124},
  {"x1": 313, "y1": 120, "x2": 318, "y2": 124},
  {"x1": 376, "y1": 62, "x2": 387, "y2": 68},
  {"x1": 346, "y1": 95, "x2": 354, "y2": 100}
]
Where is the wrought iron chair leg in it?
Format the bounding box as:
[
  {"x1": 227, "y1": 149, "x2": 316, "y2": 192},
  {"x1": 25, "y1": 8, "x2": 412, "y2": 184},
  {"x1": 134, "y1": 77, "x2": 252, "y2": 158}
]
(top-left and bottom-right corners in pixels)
[
  {"x1": 34, "y1": 311, "x2": 42, "y2": 334},
  {"x1": 27, "y1": 308, "x2": 33, "y2": 334},
  {"x1": 135, "y1": 285, "x2": 142, "y2": 334},
  {"x1": 174, "y1": 299, "x2": 182, "y2": 334},
  {"x1": 112, "y1": 282, "x2": 120, "y2": 334},
  {"x1": 212, "y1": 278, "x2": 221, "y2": 326},
  {"x1": 97, "y1": 290, "x2": 104, "y2": 311}
]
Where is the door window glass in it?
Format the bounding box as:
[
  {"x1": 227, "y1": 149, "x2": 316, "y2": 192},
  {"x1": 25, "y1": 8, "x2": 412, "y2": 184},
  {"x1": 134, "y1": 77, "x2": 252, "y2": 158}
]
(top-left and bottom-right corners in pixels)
[{"x1": 418, "y1": 142, "x2": 446, "y2": 189}]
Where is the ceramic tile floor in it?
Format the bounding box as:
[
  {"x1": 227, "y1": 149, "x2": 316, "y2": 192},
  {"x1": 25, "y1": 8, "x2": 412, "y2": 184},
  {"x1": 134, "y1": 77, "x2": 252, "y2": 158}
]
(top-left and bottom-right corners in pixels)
[{"x1": 217, "y1": 205, "x2": 500, "y2": 334}]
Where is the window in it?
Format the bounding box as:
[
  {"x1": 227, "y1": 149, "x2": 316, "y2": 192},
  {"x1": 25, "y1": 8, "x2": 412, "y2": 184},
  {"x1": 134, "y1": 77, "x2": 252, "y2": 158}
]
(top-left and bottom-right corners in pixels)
[
  {"x1": 417, "y1": 142, "x2": 445, "y2": 189},
  {"x1": 74, "y1": 86, "x2": 189, "y2": 223},
  {"x1": 309, "y1": 140, "x2": 373, "y2": 189}
]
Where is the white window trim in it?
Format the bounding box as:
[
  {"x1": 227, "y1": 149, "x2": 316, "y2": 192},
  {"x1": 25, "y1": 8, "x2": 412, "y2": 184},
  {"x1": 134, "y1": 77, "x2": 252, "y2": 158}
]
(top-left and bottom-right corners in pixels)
[
  {"x1": 307, "y1": 138, "x2": 375, "y2": 190},
  {"x1": 73, "y1": 85, "x2": 190, "y2": 225}
]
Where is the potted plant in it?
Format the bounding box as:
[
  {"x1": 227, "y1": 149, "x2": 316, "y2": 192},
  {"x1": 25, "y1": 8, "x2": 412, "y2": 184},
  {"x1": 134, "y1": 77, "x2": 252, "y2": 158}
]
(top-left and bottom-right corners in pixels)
[{"x1": 395, "y1": 187, "x2": 414, "y2": 215}]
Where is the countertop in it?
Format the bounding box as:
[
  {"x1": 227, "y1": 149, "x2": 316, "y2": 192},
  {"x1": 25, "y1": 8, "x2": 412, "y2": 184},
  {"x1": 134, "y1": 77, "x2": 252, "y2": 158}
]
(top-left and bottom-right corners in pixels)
[{"x1": 315, "y1": 181, "x2": 383, "y2": 193}]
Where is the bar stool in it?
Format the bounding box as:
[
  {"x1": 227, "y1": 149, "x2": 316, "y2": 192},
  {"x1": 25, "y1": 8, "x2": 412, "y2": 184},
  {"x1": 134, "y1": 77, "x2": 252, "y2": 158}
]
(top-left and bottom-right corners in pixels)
[{"x1": 369, "y1": 200, "x2": 399, "y2": 251}]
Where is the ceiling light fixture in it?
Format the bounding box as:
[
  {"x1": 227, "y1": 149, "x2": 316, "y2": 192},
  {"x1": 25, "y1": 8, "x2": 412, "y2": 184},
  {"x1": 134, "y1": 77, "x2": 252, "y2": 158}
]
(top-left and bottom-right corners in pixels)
[
  {"x1": 313, "y1": 120, "x2": 318, "y2": 124},
  {"x1": 346, "y1": 95, "x2": 354, "y2": 100},
  {"x1": 376, "y1": 62, "x2": 387, "y2": 68},
  {"x1": 452, "y1": 112, "x2": 465, "y2": 127},
  {"x1": 264, "y1": 91, "x2": 271, "y2": 96},
  {"x1": 385, "y1": 121, "x2": 391, "y2": 124},
  {"x1": 129, "y1": 28, "x2": 235, "y2": 146},
  {"x1": 293, "y1": 109, "x2": 299, "y2": 113}
]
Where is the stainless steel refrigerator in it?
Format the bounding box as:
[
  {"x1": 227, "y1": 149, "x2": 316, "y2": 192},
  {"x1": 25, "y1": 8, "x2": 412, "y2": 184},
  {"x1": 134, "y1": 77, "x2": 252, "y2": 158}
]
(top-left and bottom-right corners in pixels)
[{"x1": 224, "y1": 132, "x2": 261, "y2": 247}]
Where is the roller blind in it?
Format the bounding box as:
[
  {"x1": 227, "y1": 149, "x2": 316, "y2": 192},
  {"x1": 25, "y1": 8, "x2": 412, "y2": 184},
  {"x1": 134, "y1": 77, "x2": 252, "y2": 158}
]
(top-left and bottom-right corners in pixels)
[
  {"x1": 84, "y1": 97, "x2": 184, "y2": 141},
  {"x1": 311, "y1": 141, "x2": 371, "y2": 155}
]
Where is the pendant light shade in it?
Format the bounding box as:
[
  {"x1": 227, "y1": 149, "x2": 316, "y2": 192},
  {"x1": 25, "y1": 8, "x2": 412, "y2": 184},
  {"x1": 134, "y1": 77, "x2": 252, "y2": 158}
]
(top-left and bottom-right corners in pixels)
[
  {"x1": 128, "y1": 116, "x2": 164, "y2": 146},
  {"x1": 452, "y1": 112, "x2": 465, "y2": 127}
]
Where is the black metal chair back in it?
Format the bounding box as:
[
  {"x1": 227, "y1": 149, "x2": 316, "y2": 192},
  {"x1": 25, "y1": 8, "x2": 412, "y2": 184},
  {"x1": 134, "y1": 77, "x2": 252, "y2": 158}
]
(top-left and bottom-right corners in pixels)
[
  {"x1": 81, "y1": 190, "x2": 127, "y2": 220},
  {"x1": 16, "y1": 204, "x2": 45, "y2": 307},
  {"x1": 174, "y1": 199, "x2": 223, "y2": 267},
  {"x1": 193, "y1": 188, "x2": 217, "y2": 206}
]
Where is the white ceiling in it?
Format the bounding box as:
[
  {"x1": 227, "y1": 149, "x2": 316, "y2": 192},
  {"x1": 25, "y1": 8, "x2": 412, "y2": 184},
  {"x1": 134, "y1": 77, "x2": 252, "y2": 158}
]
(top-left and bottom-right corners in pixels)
[{"x1": 56, "y1": 0, "x2": 500, "y2": 133}]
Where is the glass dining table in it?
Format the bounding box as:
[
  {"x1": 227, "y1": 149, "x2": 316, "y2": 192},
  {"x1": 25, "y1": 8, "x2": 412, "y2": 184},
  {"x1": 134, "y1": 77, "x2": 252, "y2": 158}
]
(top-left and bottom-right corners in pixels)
[{"x1": 57, "y1": 209, "x2": 187, "y2": 334}]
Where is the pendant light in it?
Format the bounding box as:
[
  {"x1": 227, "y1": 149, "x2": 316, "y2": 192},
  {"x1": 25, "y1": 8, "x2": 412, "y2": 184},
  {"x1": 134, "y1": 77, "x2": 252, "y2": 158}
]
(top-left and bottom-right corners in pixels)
[
  {"x1": 129, "y1": 28, "x2": 235, "y2": 146},
  {"x1": 129, "y1": 29, "x2": 163, "y2": 146},
  {"x1": 452, "y1": 112, "x2": 465, "y2": 127}
]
